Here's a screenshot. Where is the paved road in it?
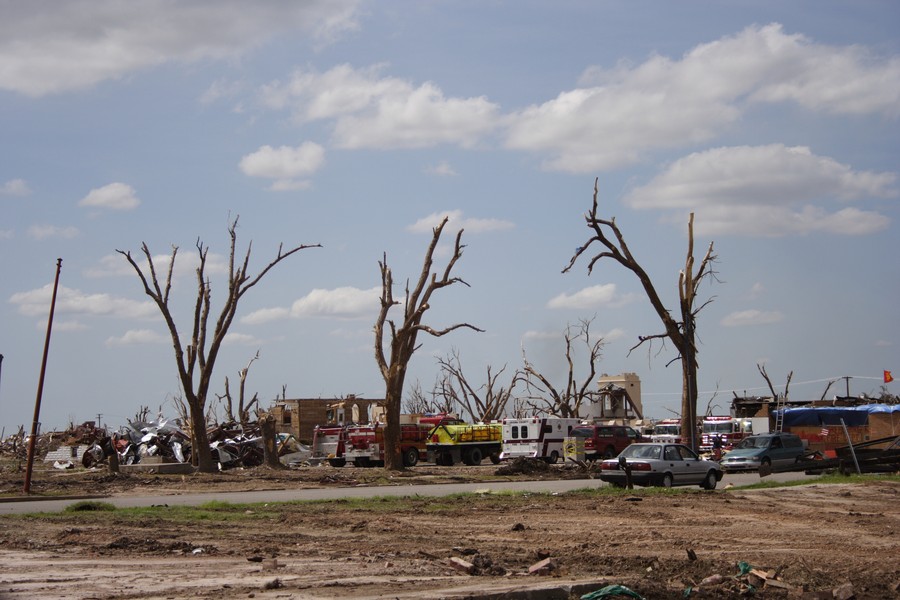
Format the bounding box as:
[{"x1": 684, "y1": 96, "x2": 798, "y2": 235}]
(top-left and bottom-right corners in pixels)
[{"x1": 0, "y1": 470, "x2": 819, "y2": 515}]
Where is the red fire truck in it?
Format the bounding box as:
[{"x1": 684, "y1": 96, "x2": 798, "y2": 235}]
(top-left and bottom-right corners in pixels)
[
  {"x1": 311, "y1": 424, "x2": 348, "y2": 467},
  {"x1": 344, "y1": 414, "x2": 456, "y2": 467},
  {"x1": 700, "y1": 416, "x2": 752, "y2": 452}
]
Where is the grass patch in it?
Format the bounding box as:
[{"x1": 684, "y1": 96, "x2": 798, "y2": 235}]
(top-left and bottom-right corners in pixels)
[
  {"x1": 64, "y1": 500, "x2": 117, "y2": 512},
  {"x1": 731, "y1": 472, "x2": 900, "y2": 490}
]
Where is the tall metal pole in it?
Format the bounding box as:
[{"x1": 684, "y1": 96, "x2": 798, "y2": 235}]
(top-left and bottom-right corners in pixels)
[{"x1": 23, "y1": 258, "x2": 62, "y2": 495}]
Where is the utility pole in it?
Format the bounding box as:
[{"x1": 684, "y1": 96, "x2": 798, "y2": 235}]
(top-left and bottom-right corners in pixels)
[
  {"x1": 23, "y1": 258, "x2": 62, "y2": 495},
  {"x1": 842, "y1": 376, "x2": 852, "y2": 398}
]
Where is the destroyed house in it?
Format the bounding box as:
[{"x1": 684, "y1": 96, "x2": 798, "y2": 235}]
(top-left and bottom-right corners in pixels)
[
  {"x1": 269, "y1": 396, "x2": 382, "y2": 443},
  {"x1": 777, "y1": 404, "x2": 900, "y2": 453}
]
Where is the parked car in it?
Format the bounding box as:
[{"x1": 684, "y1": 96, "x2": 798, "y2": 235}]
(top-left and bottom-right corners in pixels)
[
  {"x1": 719, "y1": 432, "x2": 806, "y2": 472},
  {"x1": 568, "y1": 424, "x2": 642, "y2": 459},
  {"x1": 599, "y1": 443, "x2": 723, "y2": 489}
]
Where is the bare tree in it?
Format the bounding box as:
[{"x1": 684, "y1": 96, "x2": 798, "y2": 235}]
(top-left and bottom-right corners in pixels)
[
  {"x1": 564, "y1": 179, "x2": 717, "y2": 450},
  {"x1": 117, "y1": 217, "x2": 320, "y2": 473},
  {"x1": 434, "y1": 349, "x2": 516, "y2": 422},
  {"x1": 374, "y1": 216, "x2": 482, "y2": 470},
  {"x1": 518, "y1": 317, "x2": 604, "y2": 418},
  {"x1": 217, "y1": 351, "x2": 261, "y2": 427},
  {"x1": 403, "y1": 379, "x2": 456, "y2": 415},
  {"x1": 758, "y1": 363, "x2": 793, "y2": 401}
]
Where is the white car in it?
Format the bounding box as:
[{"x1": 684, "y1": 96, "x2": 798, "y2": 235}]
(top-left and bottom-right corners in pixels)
[{"x1": 599, "y1": 443, "x2": 723, "y2": 489}]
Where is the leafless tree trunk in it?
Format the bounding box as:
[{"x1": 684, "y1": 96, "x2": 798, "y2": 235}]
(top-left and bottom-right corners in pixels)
[
  {"x1": 258, "y1": 412, "x2": 284, "y2": 469},
  {"x1": 758, "y1": 363, "x2": 793, "y2": 401},
  {"x1": 434, "y1": 349, "x2": 515, "y2": 422},
  {"x1": 564, "y1": 179, "x2": 717, "y2": 450},
  {"x1": 403, "y1": 379, "x2": 456, "y2": 415},
  {"x1": 117, "y1": 217, "x2": 320, "y2": 473},
  {"x1": 374, "y1": 216, "x2": 482, "y2": 470},
  {"x1": 518, "y1": 318, "x2": 604, "y2": 418}
]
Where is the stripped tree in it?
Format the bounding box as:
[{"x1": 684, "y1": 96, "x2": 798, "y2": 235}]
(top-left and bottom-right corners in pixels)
[
  {"x1": 434, "y1": 348, "x2": 516, "y2": 422},
  {"x1": 564, "y1": 179, "x2": 717, "y2": 450},
  {"x1": 117, "y1": 217, "x2": 320, "y2": 473},
  {"x1": 518, "y1": 317, "x2": 604, "y2": 418},
  {"x1": 374, "y1": 216, "x2": 482, "y2": 470}
]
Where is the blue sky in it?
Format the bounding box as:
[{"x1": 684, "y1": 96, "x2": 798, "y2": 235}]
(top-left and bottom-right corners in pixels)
[{"x1": 1, "y1": 1, "x2": 898, "y2": 432}]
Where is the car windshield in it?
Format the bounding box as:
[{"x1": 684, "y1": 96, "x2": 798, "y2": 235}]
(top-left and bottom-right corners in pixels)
[
  {"x1": 620, "y1": 445, "x2": 661, "y2": 460},
  {"x1": 736, "y1": 436, "x2": 770, "y2": 449},
  {"x1": 703, "y1": 422, "x2": 732, "y2": 434}
]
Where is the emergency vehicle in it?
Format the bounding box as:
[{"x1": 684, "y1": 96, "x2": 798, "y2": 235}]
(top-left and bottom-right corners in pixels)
[
  {"x1": 426, "y1": 421, "x2": 502, "y2": 466},
  {"x1": 700, "y1": 416, "x2": 753, "y2": 451},
  {"x1": 499, "y1": 416, "x2": 580, "y2": 463},
  {"x1": 343, "y1": 414, "x2": 453, "y2": 467},
  {"x1": 311, "y1": 424, "x2": 348, "y2": 467},
  {"x1": 649, "y1": 419, "x2": 683, "y2": 444}
]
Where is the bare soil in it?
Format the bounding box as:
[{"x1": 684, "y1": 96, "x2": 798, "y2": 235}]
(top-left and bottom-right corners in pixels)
[{"x1": 0, "y1": 462, "x2": 898, "y2": 599}]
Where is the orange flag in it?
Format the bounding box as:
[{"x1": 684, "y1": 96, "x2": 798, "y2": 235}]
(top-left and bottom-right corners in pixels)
[{"x1": 886, "y1": 370, "x2": 894, "y2": 384}]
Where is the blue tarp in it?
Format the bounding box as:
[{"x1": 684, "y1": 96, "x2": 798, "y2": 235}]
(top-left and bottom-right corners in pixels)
[{"x1": 780, "y1": 404, "x2": 900, "y2": 427}]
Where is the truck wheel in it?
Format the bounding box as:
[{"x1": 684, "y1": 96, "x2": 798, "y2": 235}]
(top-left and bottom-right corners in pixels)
[
  {"x1": 603, "y1": 446, "x2": 616, "y2": 459},
  {"x1": 353, "y1": 458, "x2": 371, "y2": 468},
  {"x1": 489, "y1": 452, "x2": 501, "y2": 465},
  {"x1": 402, "y1": 447, "x2": 419, "y2": 467},
  {"x1": 438, "y1": 451, "x2": 455, "y2": 466},
  {"x1": 545, "y1": 451, "x2": 559, "y2": 465},
  {"x1": 701, "y1": 470, "x2": 718, "y2": 490},
  {"x1": 464, "y1": 447, "x2": 483, "y2": 466},
  {"x1": 328, "y1": 458, "x2": 346, "y2": 468}
]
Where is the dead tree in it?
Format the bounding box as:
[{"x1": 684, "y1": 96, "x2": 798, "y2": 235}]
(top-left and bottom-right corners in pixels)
[
  {"x1": 217, "y1": 351, "x2": 261, "y2": 427},
  {"x1": 434, "y1": 349, "x2": 516, "y2": 422},
  {"x1": 758, "y1": 363, "x2": 793, "y2": 402},
  {"x1": 564, "y1": 179, "x2": 717, "y2": 450},
  {"x1": 374, "y1": 216, "x2": 482, "y2": 470},
  {"x1": 117, "y1": 217, "x2": 320, "y2": 473},
  {"x1": 403, "y1": 379, "x2": 457, "y2": 415},
  {"x1": 517, "y1": 317, "x2": 603, "y2": 418}
]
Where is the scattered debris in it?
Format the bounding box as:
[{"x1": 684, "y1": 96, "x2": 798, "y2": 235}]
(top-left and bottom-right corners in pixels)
[
  {"x1": 494, "y1": 457, "x2": 551, "y2": 476},
  {"x1": 528, "y1": 556, "x2": 557, "y2": 575},
  {"x1": 581, "y1": 584, "x2": 645, "y2": 599}
]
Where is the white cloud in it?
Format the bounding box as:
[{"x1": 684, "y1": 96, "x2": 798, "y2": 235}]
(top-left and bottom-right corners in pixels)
[
  {"x1": 1, "y1": 178, "x2": 31, "y2": 196},
  {"x1": 407, "y1": 210, "x2": 514, "y2": 234},
  {"x1": 27, "y1": 224, "x2": 79, "y2": 240},
  {"x1": 290, "y1": 286, "x2": 380, "y2": 319},
  {"x1": 259, "y1": 63, "x2": 501, "y2": 149},
  {"x1": 504, "y1": 23, "x2": 900, "y2": 172},
  {"x1": 0, "y1": 1, "x2": 362, "y2": 97},
  {"x1": 241, "y1": 307, "x2": 291, "y2": 325},
  {"x1": 79, "y1": 182, "x2": 141, "y2": 211},
  {"x1": 10, "y1": 284, "x2": 157, "y2": 319},
  {"x1": 624, "y1": 144, "x2": 895, "y2": 236},
  {"x1": 426, "y1": 161, "x2": 457, "y2": 177},
  {"x1": 0, "y1": 229, "x2": 13, "y2": 240},
  {"x1": 547, "y1": 284, "x2": 637, "y2": 310},
  {"x1": 721, "y1": 309, "x2": 785, "y2": 327},
  {"x1": 105, "y1": 329, "x2": 167, "y2": 346},
  {"x1": 223, "y1": 332, "x2": 263, "y2": 346},
  {"x1": 242, "y1": 286, "x2": 380, "y2": 323},
  {"x1": 239, "y1": 143, "x2": 325, "y2": 191}
]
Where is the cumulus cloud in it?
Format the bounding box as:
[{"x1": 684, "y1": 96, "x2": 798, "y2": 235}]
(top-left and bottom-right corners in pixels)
[
  {"x1": 1, "y1": 178, "x2": 31, "y2": 196},
  {"x1": 10, "y1": 285, "x2": 157, "y2": 319},
  {"x1": 223, "y1": 332, "x2": 264, "y2": 346},
  {"x1": 547, "y1": 284, "x2": 637, "y2": 310},
  {"x1": 623, "y1": 144, "x2": 896, "y2": 236},
  {"x1": 242, "y1": 286, "x2": 380, "y2": 323},
  {"x1": 79, "y1": 182, "x2": 140, "y2": 211},
  {"x1": 407, "y1": 210, "x2": 514, "y2": 234},
  {"x1": 0, "y1": 1, "x2": 362, "y2": 96},
  {"x1": 106, "y1": 329, "x2": 167, "y2": 346},
  {"x1": 504, "y1": 23, "x2": 900, "y2": 172},
  {"x1": 720, "y1": 309, "x2": 785, "y2": 327},
  {"x1": 259, "y1": 63, "x2": 501, "y2": 149},
  {"x1": 426, "y1": 161, "x2": 458, "y2": 177},
  {"x1": 239, "y1": 143, "x2": 325, "y2": 191},
  {"x1": 27, "y1": 224, "x2": 79, "y2": 240}
]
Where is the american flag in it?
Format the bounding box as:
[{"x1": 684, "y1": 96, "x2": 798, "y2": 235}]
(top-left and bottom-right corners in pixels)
[{"x1": 820, "y1": 427, "x2": 829, "y2": 437}]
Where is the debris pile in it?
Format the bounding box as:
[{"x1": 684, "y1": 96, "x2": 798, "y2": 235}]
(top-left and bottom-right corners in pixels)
[{"x1": 494, "y1": 456, "x2": 551, "y2": 476}]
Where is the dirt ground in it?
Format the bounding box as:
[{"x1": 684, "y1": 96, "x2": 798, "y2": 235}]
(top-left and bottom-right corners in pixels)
[{"x1": 0, "y1": 462, "x2": 898, "y2": 599}]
